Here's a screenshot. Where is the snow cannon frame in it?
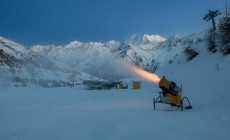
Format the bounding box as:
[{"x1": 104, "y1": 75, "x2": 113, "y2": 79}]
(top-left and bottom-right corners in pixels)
[{"x1": 153, "y1": 85, "x2": 192, "y2": 111}]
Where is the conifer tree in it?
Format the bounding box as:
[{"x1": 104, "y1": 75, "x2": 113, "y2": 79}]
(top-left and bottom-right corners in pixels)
[
  {"x1": 218, "y1": 16, "x2": 230, "y2": 55},
  {"x1": 206, "y1": 28, "x2": 217, "y2": 53}
]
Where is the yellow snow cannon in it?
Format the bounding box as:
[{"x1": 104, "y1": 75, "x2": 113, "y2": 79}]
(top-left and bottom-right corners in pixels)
[{"x1": 153, "y1": 76, "x2": 192, "y2": 111}]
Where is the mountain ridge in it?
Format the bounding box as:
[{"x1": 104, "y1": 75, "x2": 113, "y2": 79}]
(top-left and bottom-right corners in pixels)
[
  {"x1": 0, "y1": 37, "x2": 100, "y2": 87},
  {"x1": 0, "y1": 31, "x2": 210, "y2": 85}
]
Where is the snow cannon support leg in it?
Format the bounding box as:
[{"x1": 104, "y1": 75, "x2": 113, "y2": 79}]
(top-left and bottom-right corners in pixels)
[{"x1": 181, "y1": 97, "x2": 192, "y2": 111}]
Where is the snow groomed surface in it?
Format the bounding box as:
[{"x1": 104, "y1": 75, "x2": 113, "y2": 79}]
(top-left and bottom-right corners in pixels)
[{"x1": 0, "y1": 78, "x2": 229, "y2": 140}]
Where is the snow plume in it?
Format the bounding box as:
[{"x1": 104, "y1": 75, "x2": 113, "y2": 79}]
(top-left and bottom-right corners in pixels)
[
  {"x1": 115, "y1": 60, "x2": 161, "y2": 84},
  {"x1": 81, "y1": 54, "x2": 133, "y2": 80},
  {"x1": 127, "y1": 64, "x2": 160, "y2": 84}
]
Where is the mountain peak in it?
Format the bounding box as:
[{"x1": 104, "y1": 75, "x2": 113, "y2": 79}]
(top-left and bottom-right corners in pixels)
[
  {"x1": 65, "y1": 41, "x2": 83, "y2": 49},
  {"x1": 142, "y1": 34, "x2": 166, "y2": 43},
  {"x1": 125, "y1": 34, "x2": 166, "y2": 45}
]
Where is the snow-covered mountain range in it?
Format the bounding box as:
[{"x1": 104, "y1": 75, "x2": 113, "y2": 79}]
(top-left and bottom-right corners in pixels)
[
  {"x1": 0, "y1": 37, "x2": 99, "y2": 87},
  {"x1": 30, "y1": 34, "x2": 167, "y2": 80},
  {"x1": 1, "y1": 32, "x2": 207, "y2": 86},
  {"x1": 31, "y1": 33, "x2": 206, "y2": 80}
]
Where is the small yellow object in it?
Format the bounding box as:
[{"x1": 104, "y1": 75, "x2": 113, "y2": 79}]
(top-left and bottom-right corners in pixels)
[
  {"x1": 132, "y1": 81, "x2": 141, "y2": 89},
  {"x1": 119, "y1": 83, "x2": 123, "y2": 89}
]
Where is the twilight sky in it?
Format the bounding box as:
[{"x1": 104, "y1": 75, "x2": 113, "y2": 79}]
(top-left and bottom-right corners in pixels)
[{"x1": 0, "y1": 0, "x2": 227, "y2": 46}]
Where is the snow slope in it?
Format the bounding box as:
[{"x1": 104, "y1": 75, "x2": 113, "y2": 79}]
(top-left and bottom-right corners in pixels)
[{"x1": 1, "y1": 48, "x2": 230, "y2": 140}]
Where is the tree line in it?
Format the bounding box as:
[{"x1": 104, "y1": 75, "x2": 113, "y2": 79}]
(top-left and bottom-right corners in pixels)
[{"x1": 206, "y1": 8, "x2": 230, "y2": 55}]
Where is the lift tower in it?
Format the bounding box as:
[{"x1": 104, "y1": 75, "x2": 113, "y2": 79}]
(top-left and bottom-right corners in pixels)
[{"x1": 203, "y1": 10, "x2": 221, "y2": 30}]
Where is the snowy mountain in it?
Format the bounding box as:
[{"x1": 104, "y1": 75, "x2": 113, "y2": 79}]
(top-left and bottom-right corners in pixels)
[
  {"x1": 0, "y1": 37, "x2": 100, "y2": 87},
  {"x1": 30, "y1": 33, "x2": 208, "y2": 80},
  {"x1": 31, "y1": 34, "x2": 167, "y2": 80},
  {"x1": 125, "y1": 34, "x2": 166, "y2": 45},
  {"x1": 0, "y1": 31, "x2": 222, "y2": 85}
]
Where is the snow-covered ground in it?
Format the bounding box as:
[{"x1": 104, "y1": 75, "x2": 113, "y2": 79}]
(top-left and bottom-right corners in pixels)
[{"x1": 1, "y1": 49, "x2": 230, "y2": 140}]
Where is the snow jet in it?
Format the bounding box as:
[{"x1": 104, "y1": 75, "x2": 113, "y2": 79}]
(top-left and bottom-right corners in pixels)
[{"x1": 127, "y1": 64, "x2": 160, "y2": 84}]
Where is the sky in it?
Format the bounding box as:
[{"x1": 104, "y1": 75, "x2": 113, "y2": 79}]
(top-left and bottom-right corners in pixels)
[{"x1": 0, "y1": 0, "x2": 227, "y2": 46}]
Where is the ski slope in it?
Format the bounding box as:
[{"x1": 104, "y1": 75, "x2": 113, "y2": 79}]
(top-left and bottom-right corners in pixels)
[
  {"x1": 1, "y1": 51, "x2": 230, "y2": 140},
  {"x1": 0, "y1": 84, "x2": 229, "y2": 140}
]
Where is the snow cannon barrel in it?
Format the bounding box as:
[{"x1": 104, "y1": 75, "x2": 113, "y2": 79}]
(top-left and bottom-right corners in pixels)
[{"x1": 159, "y1": 76, "x2": 181, "y2": 95}]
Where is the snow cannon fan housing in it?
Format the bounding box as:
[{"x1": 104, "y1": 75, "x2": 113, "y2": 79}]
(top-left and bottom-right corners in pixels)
[{"x1": 159, "y1": 76, "x2": 181, "y2": 96}]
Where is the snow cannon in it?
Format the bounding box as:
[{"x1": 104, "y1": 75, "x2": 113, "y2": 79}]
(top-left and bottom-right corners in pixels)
[
  {"x1": 159, "y1": 76, "x2": 181, "y2": 96},
  {"x1": 153, "y1": 76, "x2": 192, "y2": 111}
]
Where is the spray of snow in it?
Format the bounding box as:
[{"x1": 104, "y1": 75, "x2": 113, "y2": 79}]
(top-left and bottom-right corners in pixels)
[{"x1": 127, "y1": 64, "x2": 161, "y2": 83}]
